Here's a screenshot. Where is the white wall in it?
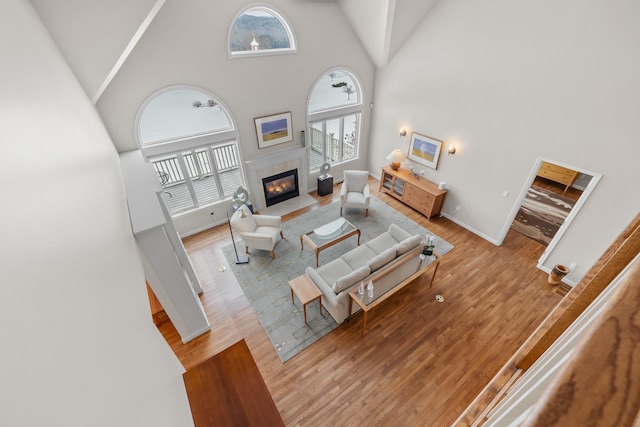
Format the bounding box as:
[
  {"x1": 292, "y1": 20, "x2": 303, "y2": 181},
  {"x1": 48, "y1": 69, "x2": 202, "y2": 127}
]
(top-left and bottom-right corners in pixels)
[
  {"x1": 95, "y1": 0, "x2": 375, "y2": 235},
  {"x1": 369, "y1": 0, "x2": 640, "y2": 280},
  {"x1": 0, "y1": 1, "x2": 193, "y2": 425},
  {"x1": 30, "y1": 0, "x2": 158, "y2": 100},
  {"x1": 338, "y1": 0, "x2": 389, "y2": 67}
]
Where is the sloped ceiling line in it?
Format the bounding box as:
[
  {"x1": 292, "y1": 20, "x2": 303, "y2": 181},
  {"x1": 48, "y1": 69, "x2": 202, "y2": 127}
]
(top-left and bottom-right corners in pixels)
[
  {"x1": 338, "y1": 0, "x2": 440, "y2": 68},
  {"x1": 92, "y1": 0, "x2": 166, "y2": 104}
]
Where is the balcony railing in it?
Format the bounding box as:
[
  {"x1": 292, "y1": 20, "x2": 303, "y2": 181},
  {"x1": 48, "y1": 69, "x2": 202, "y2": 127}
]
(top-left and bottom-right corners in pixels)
[
  {"x1": 150, "y1": 142, "x2": 243, "y2": 214},
  {"x1": 152, "y1": 142, "x2": 239, "y2": 186}
]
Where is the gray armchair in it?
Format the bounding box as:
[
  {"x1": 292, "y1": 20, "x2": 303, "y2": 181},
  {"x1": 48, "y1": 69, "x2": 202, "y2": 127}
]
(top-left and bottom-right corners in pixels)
[{"x1": 340, "y1": 170, "x2": 370, "y2": 217}]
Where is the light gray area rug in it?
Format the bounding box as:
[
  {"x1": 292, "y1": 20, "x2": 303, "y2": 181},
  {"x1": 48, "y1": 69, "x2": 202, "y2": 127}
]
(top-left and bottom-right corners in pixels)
[{"x1": 222, "y1": 197, "x2": 454, "y2": 362}]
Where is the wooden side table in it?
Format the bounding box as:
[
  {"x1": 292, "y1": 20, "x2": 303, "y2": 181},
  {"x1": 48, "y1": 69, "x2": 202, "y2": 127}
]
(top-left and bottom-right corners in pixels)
[{"x1": 288, "y1": 274, "x2": 323, "y2": 324}]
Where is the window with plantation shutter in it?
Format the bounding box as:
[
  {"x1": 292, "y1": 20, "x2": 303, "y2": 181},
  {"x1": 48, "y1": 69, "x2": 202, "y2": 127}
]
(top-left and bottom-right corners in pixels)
[
  {"x1": 137, "y1": 86, "x2": 246, "y2": 215},
  {"x1": 307, "y1": 69, "x2": 362, "y2": 171}
]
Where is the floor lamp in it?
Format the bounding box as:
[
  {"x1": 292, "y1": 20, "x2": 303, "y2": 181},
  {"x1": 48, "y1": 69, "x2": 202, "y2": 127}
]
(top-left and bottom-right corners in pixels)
[{"x1": 227, "y1": 210, "x2": 249, "y2": 264}]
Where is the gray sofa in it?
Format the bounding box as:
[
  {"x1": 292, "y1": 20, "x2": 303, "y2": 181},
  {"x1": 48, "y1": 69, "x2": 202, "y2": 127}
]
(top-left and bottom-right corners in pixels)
[{"x1": 305, "y1": 223, "x2": 422, "y2": 323}]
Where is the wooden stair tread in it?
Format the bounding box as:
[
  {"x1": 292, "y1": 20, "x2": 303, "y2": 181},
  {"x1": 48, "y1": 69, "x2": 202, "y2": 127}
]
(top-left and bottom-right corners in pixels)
[{"x1": 183, "y1": 339, "x2": 284, "y2": 427}]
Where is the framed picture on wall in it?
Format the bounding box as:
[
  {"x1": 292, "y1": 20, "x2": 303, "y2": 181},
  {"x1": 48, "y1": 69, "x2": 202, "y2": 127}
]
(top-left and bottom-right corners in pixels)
[
  {"x1": 408, "y1": 132, "x2": 443, "y2": 170},
  {"x1": 254, "y1": 112, "x2": 293, "y2": 149}
]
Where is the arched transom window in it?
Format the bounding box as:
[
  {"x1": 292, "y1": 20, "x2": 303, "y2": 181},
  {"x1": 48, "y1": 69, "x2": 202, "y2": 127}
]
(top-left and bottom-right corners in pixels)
[
  {"x1": 307, "y1": 69, "x2": 362, "y2": 171},
  {"x1": 229, "y1": 5, "x2": 296, "y2": 57},
  {"x1": 137, "y1": 87, "x2": 245, "y2": 215}
]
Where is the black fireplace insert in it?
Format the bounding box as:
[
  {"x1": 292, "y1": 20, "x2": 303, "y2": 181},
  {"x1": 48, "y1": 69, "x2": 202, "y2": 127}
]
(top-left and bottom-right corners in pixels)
[{"x1": 262, "y1": 169, "x2": 299, "y2": 207}]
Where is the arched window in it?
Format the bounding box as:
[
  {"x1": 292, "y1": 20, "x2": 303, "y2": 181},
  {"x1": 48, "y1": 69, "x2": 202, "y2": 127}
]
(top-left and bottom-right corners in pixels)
[
  {"x1": 307, "y1": 69, "x2": 362, "y2": 171},
  {"x1": 137, "y1": 86, "x2": 246, "y2": 215},
  {"x1": 229, "y1": 5, "x2": 296, "y2": 57}
]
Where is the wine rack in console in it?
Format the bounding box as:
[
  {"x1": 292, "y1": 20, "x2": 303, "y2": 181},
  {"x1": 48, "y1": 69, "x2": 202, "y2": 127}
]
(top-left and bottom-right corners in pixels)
[{"x1": 379, "y1": 166, "x2": 447, "y2": 220}]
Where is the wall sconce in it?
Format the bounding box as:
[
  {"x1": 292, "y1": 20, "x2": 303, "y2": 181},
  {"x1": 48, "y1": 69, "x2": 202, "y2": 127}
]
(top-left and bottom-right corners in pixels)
[
  {"x1": 448, "y1": 145, "x2": 456, "y2": 155},
  {"x1": 386, "y1": 149, "x2": 406, "y2": 170},
  {"x1": 399, "y1": 128, "x2": 407, "y2": 137}
]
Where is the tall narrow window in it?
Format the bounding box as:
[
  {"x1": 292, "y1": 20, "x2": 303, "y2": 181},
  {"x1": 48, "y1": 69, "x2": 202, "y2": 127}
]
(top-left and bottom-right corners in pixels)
[
  {"x1": 307, "y1": 69, "x2": 362, "y2": 171},
  {"x1": 229, "y1": 5, "x2": 296, "y2": 57},
  {"x1": 137, "y1": 87, "x2": 245, "y2": 215}
]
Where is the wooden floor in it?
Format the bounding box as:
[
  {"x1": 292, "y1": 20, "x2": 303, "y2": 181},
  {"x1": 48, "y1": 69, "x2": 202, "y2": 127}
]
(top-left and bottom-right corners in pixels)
[
  {"x1": 158, "y1": 177, "x2": 565, "y2": 426},
  {"x1": 531, "y1": 176, "x2": 583, "y2": 202},
  {"x1": 183, "y1": 339, "x2": 284, "y2": 426}
]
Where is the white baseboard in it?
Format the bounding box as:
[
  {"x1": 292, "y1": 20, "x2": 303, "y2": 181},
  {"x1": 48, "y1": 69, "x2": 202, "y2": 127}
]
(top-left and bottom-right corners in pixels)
[
  {"x1": 181, "y1": 325, "x2": 212, "y2": 344},
  {"x1": 179, "y1": 219, "x2": 227, "y2": 238},
  {"x1": 441, "y1": 212, "x2": 500, "y2": 246}
]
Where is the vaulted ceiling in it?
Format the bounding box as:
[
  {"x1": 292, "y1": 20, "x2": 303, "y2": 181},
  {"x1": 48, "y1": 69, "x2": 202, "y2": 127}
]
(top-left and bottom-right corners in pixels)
[
  {"x1": 336, "y1": 0, "x2": 440, "y2": 68},
  {"x1": 29, "y1": 0, "x2": 439, "y2": 103}
]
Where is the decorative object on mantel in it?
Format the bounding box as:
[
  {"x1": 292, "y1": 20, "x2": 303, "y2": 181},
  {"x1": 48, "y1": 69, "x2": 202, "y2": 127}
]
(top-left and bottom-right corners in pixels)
[
  {"x1": 254, "y1": 111, "x2": 293, "y2": 149},
  {"x1": 386, "y1": 149, "x2": 406, "y2": 171},
  {"x1": 408, "y1": 132, "x2": 443, "y2": 170},
  {"x1": 548, "y1": 264, "x2": 569, "y2": 285}
]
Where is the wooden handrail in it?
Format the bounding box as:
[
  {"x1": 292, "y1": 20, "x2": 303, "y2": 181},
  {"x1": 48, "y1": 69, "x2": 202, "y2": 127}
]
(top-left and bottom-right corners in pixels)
[
  {"x1": 521, "y1": 257, "x2": 640, "y2": 426},
  {"x1": 517, "y1": 213, "x2": 640, "y2": 370},
  {"x1": 454, "y1": 214, "x2": 640, "y2": 426}
]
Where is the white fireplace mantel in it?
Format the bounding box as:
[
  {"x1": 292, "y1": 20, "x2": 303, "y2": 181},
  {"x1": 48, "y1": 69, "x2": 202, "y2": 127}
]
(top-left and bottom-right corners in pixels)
[{"x1": 245, "y1": 147, "x2": 308, "y2": 211}]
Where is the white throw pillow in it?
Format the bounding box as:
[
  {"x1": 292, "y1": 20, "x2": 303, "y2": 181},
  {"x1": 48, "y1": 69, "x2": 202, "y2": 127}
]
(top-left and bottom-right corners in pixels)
[
  {"x1": 367, "y1": 247, "x2": 396, "y2": 271},
  {"x1": 394, "y1": 234, "x2": 422, "y2": 255},
  {"x1": 332, "y1": 266, "x2": 371, "y2": 293}
]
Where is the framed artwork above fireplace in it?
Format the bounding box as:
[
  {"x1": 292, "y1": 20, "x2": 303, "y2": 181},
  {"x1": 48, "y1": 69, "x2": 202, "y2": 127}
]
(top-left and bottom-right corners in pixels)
[{"x1": 255, "y1": 111, "x2": 293, "y2": 149}]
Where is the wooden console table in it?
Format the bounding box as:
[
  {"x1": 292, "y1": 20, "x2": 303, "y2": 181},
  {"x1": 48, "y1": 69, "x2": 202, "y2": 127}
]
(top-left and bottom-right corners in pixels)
[
  {"x1": 348, "y1": 246, "x2": 441, "y2": 336},
  {"x1": 379, "y1": 166, "x2": 447, "y2": 219}
]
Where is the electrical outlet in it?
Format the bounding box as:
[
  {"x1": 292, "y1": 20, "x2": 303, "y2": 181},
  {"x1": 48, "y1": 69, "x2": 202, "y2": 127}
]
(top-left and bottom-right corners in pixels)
[
  {"x1": 502, "y1": 191, "x2": 509, "y2": 198},
  {"x1": 455, "y1": 205, "x2": 460, "y2": 212}
]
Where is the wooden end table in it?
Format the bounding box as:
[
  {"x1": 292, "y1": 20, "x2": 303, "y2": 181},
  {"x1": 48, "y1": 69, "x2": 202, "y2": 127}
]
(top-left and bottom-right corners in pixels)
[{"x1": 288, "y1": 274, "x2": 323, "y2": 325}]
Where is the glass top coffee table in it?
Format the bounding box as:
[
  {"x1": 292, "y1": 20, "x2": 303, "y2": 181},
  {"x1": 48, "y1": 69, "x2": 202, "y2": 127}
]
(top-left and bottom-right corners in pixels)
[{"x1": 300, "y1": 217, "x2": 361, "y2": 266}]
